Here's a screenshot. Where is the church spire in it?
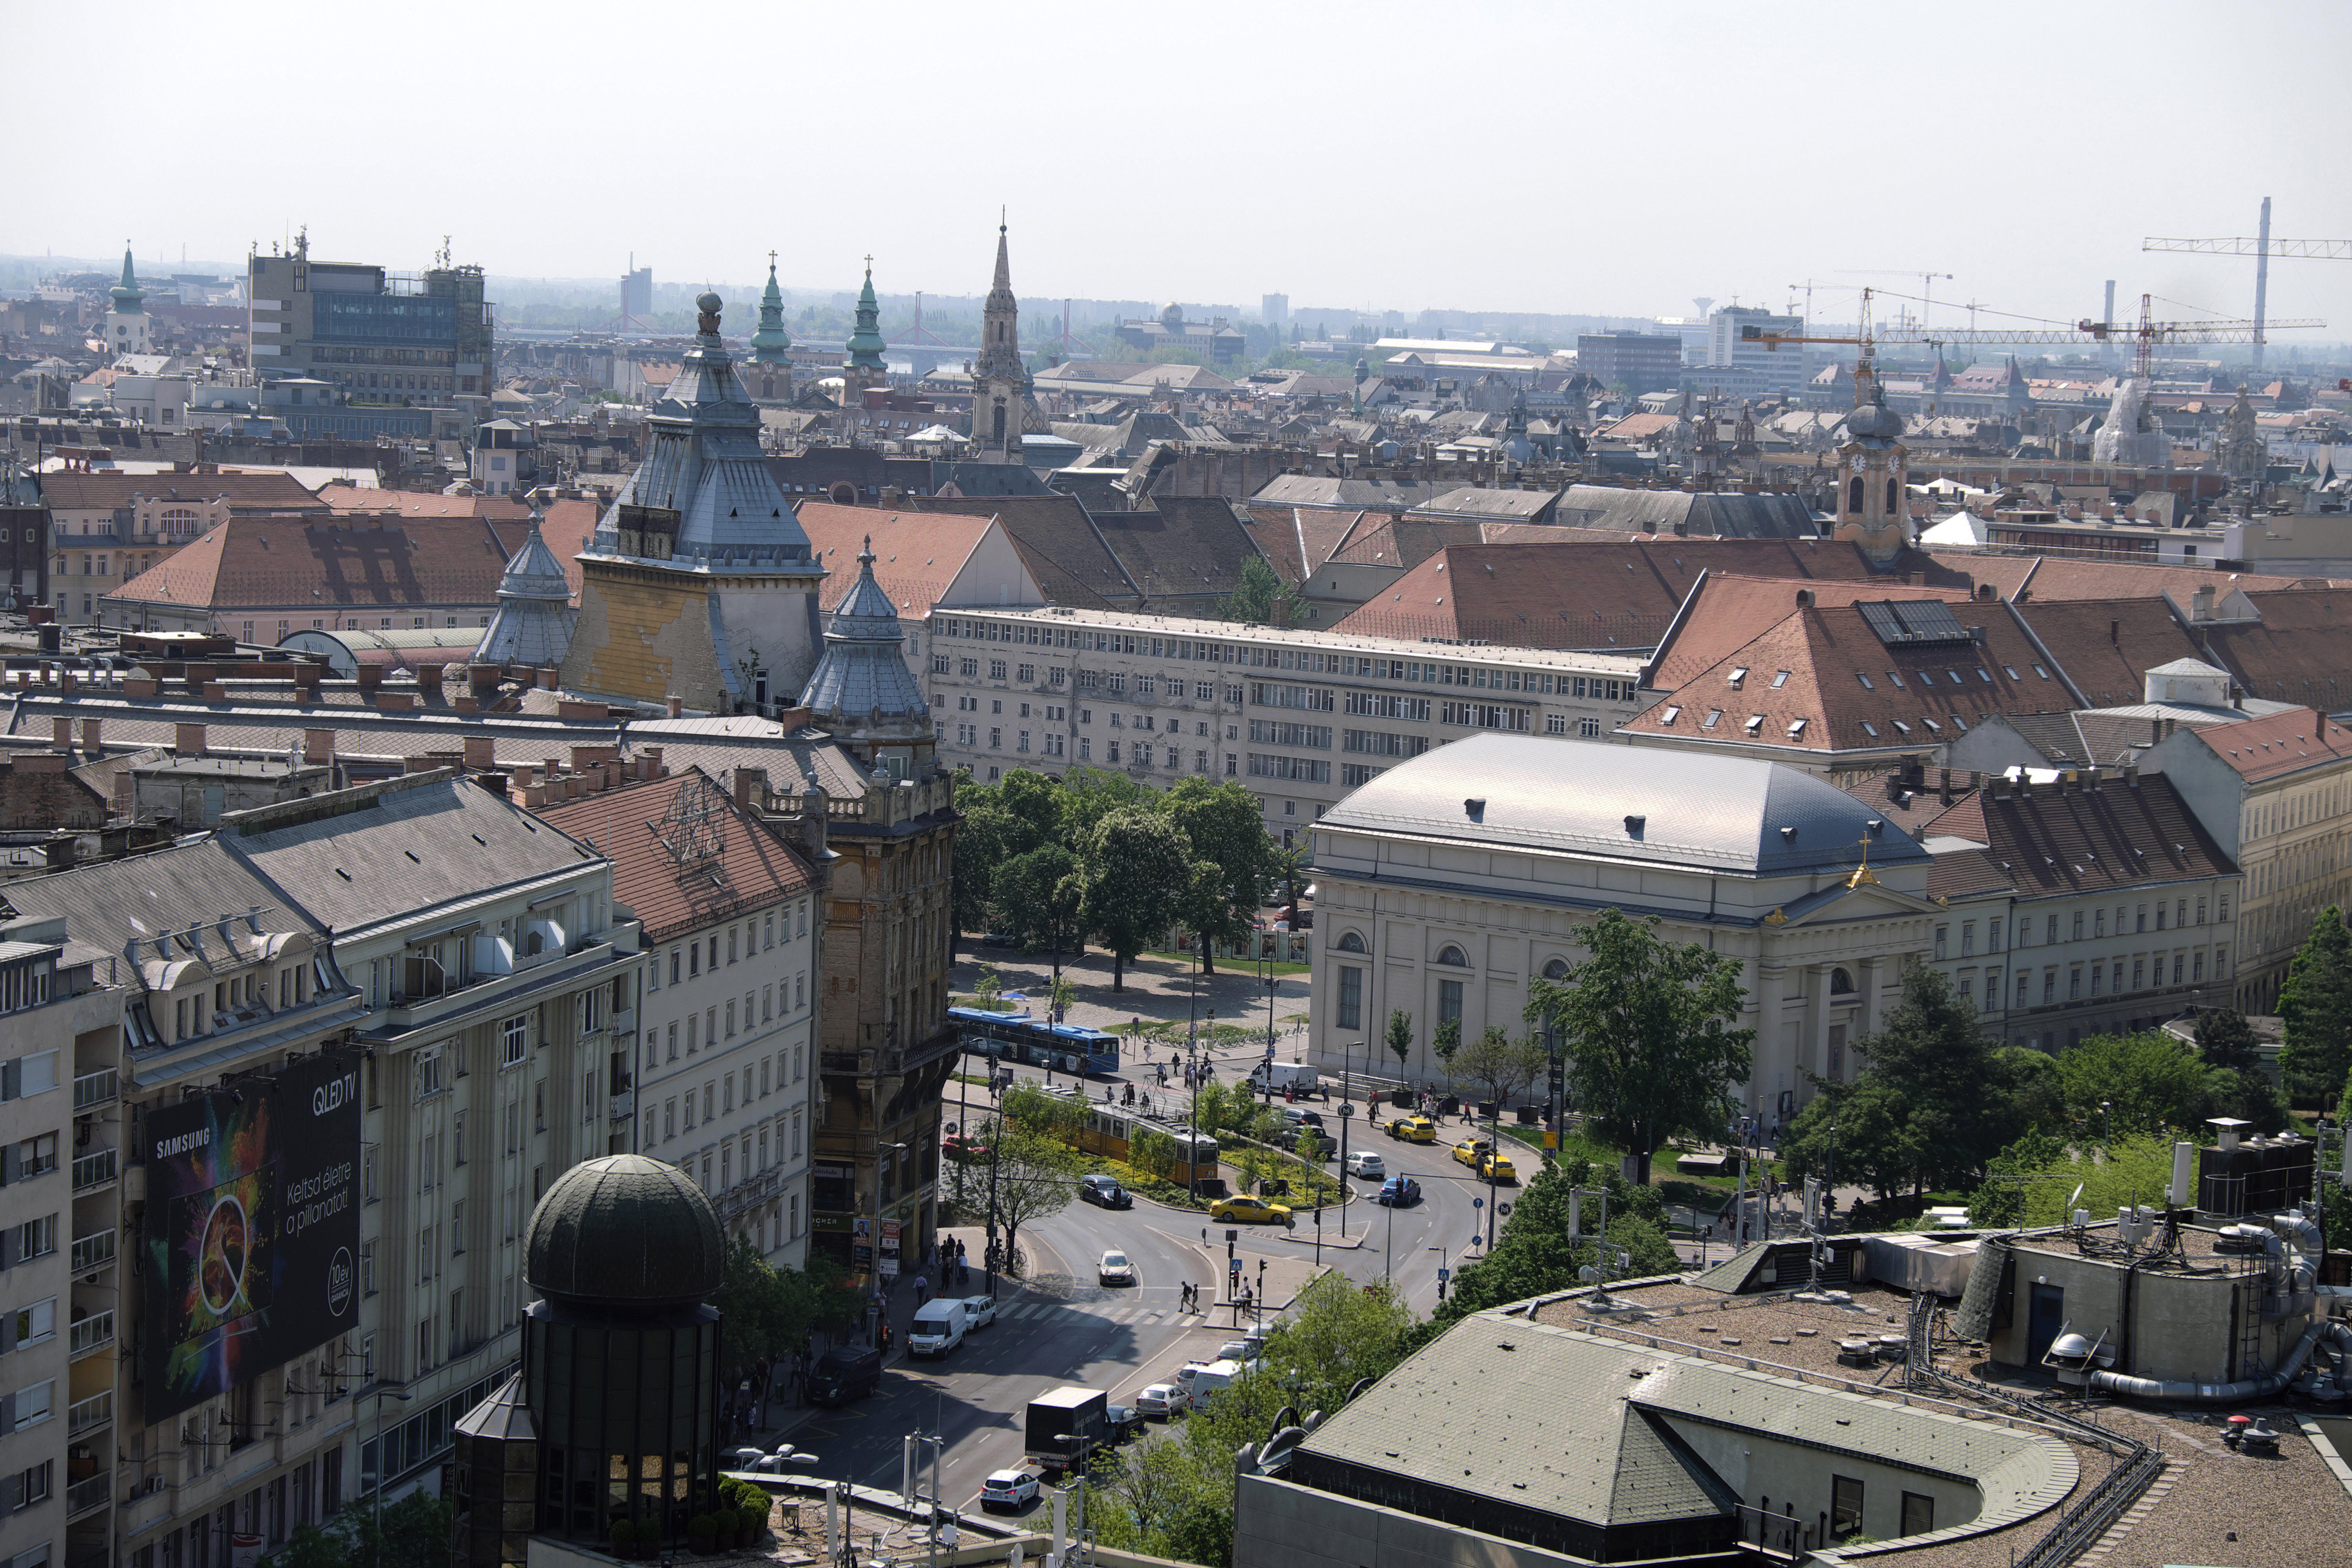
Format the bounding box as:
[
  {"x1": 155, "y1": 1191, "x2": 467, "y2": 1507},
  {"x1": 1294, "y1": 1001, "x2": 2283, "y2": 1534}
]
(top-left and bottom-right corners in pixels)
[
  {"x1": 111, "y1": 244, "x2": 144, "y2": 312},
  {"x1": 749, "y1": 252, "x2": 792, "y2": 365},
  {"x1": 845, "y1": 258, "x2": 887, "y2": 372},
  {"x1": 971, "y1": 215, "x2": 1029, "y2": 464}
]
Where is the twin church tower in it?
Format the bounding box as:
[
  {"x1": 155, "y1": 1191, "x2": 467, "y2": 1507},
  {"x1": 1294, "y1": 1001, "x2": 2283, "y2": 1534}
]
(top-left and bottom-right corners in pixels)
[{"x1": 554, "y1": 225, "x2": 1032, "y2": 714}]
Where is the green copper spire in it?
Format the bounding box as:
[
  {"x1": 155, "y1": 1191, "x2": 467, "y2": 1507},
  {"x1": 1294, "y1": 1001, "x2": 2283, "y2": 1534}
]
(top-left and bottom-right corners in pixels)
[
  {"x1": 749, "y1": 252, "x2": 792, "y2": 365},
  {"x1": 845, "y1": 258, "x2": 887, "y2": 372},
  {"x1": 110, "y1": 244, "x2": 145, "y2": 312}
]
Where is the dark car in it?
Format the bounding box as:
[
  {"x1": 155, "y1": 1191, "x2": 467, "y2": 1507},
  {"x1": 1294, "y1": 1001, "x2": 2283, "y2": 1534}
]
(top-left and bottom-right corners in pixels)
[
  {"x1": 804, "y1": 1346, "x2": 882, "y2": 1406},
  {"x1": 1080, "y1": 1174, "x2": 1132, "y2": 1209},
  {"x1": 1105, "y1": 1405, "x2": 1145, "y2": 1443},
  {"x1": 1377, "y1": 1176, "x2": 1422, "y2": 1207}
]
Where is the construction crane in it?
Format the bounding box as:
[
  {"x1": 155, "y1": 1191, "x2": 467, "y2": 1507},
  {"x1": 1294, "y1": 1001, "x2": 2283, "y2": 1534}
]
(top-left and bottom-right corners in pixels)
[
  {"x1": 1744, "y1": 289, "x2": 2324, "y2": 381},
  {"x1": 1837, "y1": 269, "x2": 1953, "y2": 330},
  {"x1": 2141, "y1": 198, "x2": 2352, "y2": 370}
]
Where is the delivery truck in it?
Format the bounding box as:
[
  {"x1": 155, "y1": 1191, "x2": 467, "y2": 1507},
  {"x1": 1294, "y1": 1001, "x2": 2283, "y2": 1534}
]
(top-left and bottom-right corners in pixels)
[{"x1": 1024, "y1": 1386, "x2": 1108, "y2": 1479}]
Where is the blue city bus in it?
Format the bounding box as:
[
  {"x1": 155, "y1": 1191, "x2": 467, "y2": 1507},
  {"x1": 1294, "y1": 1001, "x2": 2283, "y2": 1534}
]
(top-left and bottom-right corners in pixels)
[{"x1": 949, "y1": 1007, "x2": 1121, "y2": 1076}]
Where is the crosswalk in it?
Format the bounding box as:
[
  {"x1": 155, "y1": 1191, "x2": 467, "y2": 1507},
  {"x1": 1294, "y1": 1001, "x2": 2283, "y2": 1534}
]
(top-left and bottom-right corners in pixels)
[{"x1": 988, "y1": 1299, "x2": 1187, "y2": 1329}]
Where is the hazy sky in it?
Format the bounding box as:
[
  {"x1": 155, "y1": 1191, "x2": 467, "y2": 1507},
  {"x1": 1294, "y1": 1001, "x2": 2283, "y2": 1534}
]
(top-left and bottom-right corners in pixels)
[{"x1": 17, "y1": 0, "x2": 2352, "y2": 340}]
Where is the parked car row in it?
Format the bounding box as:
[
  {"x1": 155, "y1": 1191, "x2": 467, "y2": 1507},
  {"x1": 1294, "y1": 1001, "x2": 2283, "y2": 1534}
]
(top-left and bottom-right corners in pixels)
[{"x1": 907, "y1": 1294, "x2": 1004, "y2": 1358}]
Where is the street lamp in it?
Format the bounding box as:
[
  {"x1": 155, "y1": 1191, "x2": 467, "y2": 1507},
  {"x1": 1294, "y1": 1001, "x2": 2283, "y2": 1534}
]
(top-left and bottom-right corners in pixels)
[
  {"x1": 369, "y1": 1387, "x2": 413, "y2": 1568},
  {"x1": 1335, "y1": 1038, "x2": 1359, "y2": 1243},
  {"x1": 872, "y1": 1139, "x2": 910, "y2": 1345}
]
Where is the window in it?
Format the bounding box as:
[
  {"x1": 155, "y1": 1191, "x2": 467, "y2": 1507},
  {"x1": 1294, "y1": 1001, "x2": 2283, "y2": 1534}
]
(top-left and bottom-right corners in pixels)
[
  {"x1": 1900, "y1": 1493, "x2": 1935, "y2": 1537},
  {"x1": 8, "y1": 1298, "x2": 54, "y2": 1347},
  {"x1": 1338, "y1": 965, "x2": 1362, "y2": 1031},
  {"x1": 8, "y1": 1378, "x2": 53, "y2": 1431},
  {"x1": 1437, "y1": 978, "x2": 1463, "y2": 1026},
  {"x1": 1831, "y1": 1476, "x2": 1864, "y2": 1540},
  {"x1": 501, "y1": 1015, "x2": 527, "y2": 1066},
  {"x1": 1579, "y1": 717, "x2": 1601, "y2": 738}
]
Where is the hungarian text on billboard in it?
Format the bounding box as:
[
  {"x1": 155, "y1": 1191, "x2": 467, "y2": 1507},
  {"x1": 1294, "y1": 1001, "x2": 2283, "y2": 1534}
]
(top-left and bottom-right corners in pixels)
[{"x1": 142, "y1": 1051, "x2": 362, "y2": 1422}]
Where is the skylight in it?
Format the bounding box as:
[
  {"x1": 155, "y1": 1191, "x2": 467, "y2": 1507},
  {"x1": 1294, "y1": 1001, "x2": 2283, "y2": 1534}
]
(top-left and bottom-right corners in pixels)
[
  {"x1": 2031, "y1": 664, "x2": 2050, "y2": 680},
  {"x1": 1770, "y1": 670, "x2": 1791, "y2": 689},
  {"x1": 1659, "y1": 705, "x2": 1682, "y2": 725},
  {"x1": 1744, "y1": 714, "x2": 1765, "y2": 735},
  {"x1": 1701, "y1": 709, "x2": 1723, "y2": 729},
  {"x1": 1886, "y1": 671, "x2": 1906, "y2": 689},
  {"x1": 1788, "y1": 718, "x2": 1808, "y2": 738},
  {"x1": 1856, "y1": 672, "x2": 1875, "y2": 691},
  {"x1": 1861, "y1": 722, "x2": 1880, "y2": 737}
]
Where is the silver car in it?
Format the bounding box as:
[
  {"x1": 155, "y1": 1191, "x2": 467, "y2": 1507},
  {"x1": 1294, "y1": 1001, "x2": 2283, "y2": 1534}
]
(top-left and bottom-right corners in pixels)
[
  {"x1": 962, "y1": 1295, "x2": 998, "y2": 1329},
  {"x1": 1135, "y1": 1382, "x2": 1191, "y2": 1418}
]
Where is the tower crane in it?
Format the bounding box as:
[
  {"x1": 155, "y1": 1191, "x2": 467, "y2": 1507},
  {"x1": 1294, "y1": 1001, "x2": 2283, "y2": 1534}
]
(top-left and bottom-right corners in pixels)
[
  {"x1": 1836, "y1": 269, "x2": 1953, "y2": 330},
  {"x1": 1743, "y1": 289, "x2": 2325, "y2": 381},
  {"x1": 2143, "y1": 198, "x2": 2352, "y2": 371}
]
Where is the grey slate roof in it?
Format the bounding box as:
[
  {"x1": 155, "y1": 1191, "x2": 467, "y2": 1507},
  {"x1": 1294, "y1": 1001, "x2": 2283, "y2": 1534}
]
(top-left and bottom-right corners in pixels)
[
  {"x1": 798, "y1": 541, "x2": 931, "y2": 739},
  {"x1": 1318, "y1": 733, "x2": 1933, "y2": 878},
  {"x1": 472, "y1": 520, "x2": 578, "y2": 669},
  {"x1": 0, "y1": 837, "x2": 323, "y2": 982},
  {"x1": 1551, "y1": 486, "x2": 1821, "y2": 541},
  {"x1": 226, "y1": 772, "x2": 594, "y2": 938},
  {"x1": 589, "y1": 303, "x2": 817, "y2": 567}
]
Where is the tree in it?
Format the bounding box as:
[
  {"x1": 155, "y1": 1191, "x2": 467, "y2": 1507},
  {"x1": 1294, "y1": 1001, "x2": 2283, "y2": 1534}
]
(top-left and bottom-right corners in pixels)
[
  {"x1": 1079, "y1": 808, "x2": 1195, "y2": 989},
  {"x1": 993, "y1": 842, "x2": 1084, "y2": 963},
  {"x1": 1058, "y1": 766, "x2": 1154, "y2": 846},
  {"x1": 1384, "y1": 1009, "x2": 1414, "y2": 1077},
  {"x1": 989, "y1": 1120, "x2": 1084, "y2": 1276},
  {"x1": 2280, "y1": 907, "x2": 2352, "y2": 1104},
  {"x1": 2053, "y1": 1031, "x2": 2213, "y2": 1137},
  {"x1": 2195, "y1": 1007, "x2": 2262, "y2": 1074},
  {"x1": 1779, "y1": 1074, "x2": 1925, "y2": 1203},
  {"x1": 1524, "y1": 909, "x2": 1754, "y2": 1185},
  {"x1": 1162, "y1": 777, "x2": 1275, "y2": 975},
  {"x1": 709, "y1": 1236, "x2": 860, "y2": 1364},
  {"x1": 1447, "y1": 1025, "x2": 1546, "y2": 1117},
  {"x1": 1220, "y1": 553, "x2": 1298, "y2": 627},
  {"x1": 1837, "y1": 966, "x2": 2040, "y2": 1195},
  {"x1": 266, "y1": 1490, "x2": 453, "y2": 1568},
  {"x1": 1431, "y1": 1015, "x2": 1462, "y2": 1065},
  {"x1": 1263, "y1": 1272, "x2": 1414, "y2": 1413}
]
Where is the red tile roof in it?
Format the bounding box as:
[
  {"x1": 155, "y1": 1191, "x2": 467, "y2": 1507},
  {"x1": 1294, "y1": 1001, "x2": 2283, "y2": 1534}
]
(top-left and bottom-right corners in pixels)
[
  {"x1": 535, "y1": 499, "x2": 598, "y2": 606},
  {"x1": 1648, "y1": 575, "x2": 1982, "y2": 693},
  {"x1": 2195, "y1": 589, "x2": 2352, "y2": 711},
  {"x1": 891, "y1": 495, "x2": 1129, "y2": 608},
  {"x1": 1624, "y1": 599, "x2": 2071, "y2": 755},
  {"x1": 109, "y1": 514, "x2": 528, "y2": 612},
  {"x1": 40, "y1": 469, "x2": 327, "y2": 514},
  {"x1": 793, "y1": 501, "x2": 998, "y2": 615},
  {"x1": 2005, "y1": 598, "x2": 2207, "y2": 708},
  {"x1": 317, "y1": 484, "x2": 534, "y2": 521},
  {"x1": 535, "y1": 767, "x2": 818, "y2": 944},
  {"x1": 2173, "y1": 706, "x2": 2352, "y2": 783},
  {"x1": 1975, "y1": 771, "x2": 2236, "y2": 896}
]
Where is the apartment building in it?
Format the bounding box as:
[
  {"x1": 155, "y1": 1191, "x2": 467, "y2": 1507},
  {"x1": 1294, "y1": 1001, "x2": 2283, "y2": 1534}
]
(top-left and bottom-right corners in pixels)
[
  {"x1": 0, "y1": 918, "x2": 117, "y2": 1568},
  {"x1": 1890, "y1": 764, "x2": 2243, "y2": 1051},
  {"x1": 2148, "y1": 705, "x2": 2352, "y2": 1013},
  {"x1": 38, "y1": 469, "x2": 327, "y2": 626},
  {"x1": 539, "y1": 769, "x2": 821, "y2": 1269},
  {"x1": 247, "y1": 245, "x2": 489, "y2": 408},
  {"x1": 923, "y1": 606, "x2": 1648, "y2": 841},
  {"x1": 2, "y1": 842, "x2": 376, "y2": 1568}
]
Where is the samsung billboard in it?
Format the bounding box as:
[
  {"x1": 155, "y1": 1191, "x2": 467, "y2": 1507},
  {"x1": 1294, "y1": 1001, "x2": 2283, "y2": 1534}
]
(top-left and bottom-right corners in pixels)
[{"x1": 142, "y1": 1051, "x2": 363, "y2": 1423}]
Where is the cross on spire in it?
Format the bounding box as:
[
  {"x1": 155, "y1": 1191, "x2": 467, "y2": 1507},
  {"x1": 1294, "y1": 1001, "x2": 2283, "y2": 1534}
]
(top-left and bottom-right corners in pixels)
[{"x1": 1846, "y1": 830, "x2": 1880, "y2": 889}]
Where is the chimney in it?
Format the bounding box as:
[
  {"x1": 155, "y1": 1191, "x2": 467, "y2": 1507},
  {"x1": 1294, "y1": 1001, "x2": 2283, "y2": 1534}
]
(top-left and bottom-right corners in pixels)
[
  {"x1": 470, "y1": 662, "x2": 502, "y2": 694},
  {"x1": 463, "y1": 735, "x2": 496, "y2": 770},
  {"x1": 666, "y1": 693, "x2": 684, "y2": 718},
  {"x1": 50, "y1": 716, "x2": 73, "y2": 750},
  {"x1": 1938, "y1": 767, "x2": 1952, "y2": 806},
  {"x1": 2192, "y1": 584, "x2": 2216, "y2": 621},
  {"x1": 418, "y1": 663, "x2": 446, "y2": 693},
  {"x1": 535, "y1": 667, "x2": 557, "y2": 690},
  {"x1": 80, "y1": 718, "x2": 102, "y2": 755},
  {"x1": 59, "y1": 670, "x2": 76, "y2": 695},
  {"x1": 202, "y1": 681, "x2": 227, "y2": 703},
  {"x1": 1795, "y1": 587, "x2": 1815, "y2": 609},
  {"x1": 303, "y1": 728, "x2": 334, "y2": 766},
  {"x1": 174, "y1": 723, "x2": 207, "y2": 757},
  {"x1": 641, "y1": 746, "x2": 666, "y2": 778},
  {"x1": 355, "y1": 663, "x2": 383, "y2": 689},
  {"x1": 2125, "y1": 758, "x2": 2140, "y2": 789},
  {"x1": 2085, "y1": 763, "x2": 2102, "y2": 792},
  {"x1": 374, "y1": 691, "x2": 414, "y2": 711},
  {"x1": 735, "y1": 767, "x2": 768, "y2": 810}
]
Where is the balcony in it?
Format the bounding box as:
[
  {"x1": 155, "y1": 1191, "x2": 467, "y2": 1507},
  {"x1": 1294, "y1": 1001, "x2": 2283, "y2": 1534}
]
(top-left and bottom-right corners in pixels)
[
  {"x1": 68, "y1": 1309, "x2": 114, "y2": 1360},
  {"x1": 609, "y1": 1089, "x2": 635, "y2": 1122},
  {"x1": 73, "y1": 1067, "x2": 117, "y2": 1113},
  {"x1": 68, "y1": 1389, "x2": 113, "y2": 1437},
  {"x1": 714, "y1": 1165, "x2": 788, "y2": 1223},
  {"x1": 66, "y1": 1473, "x2": 111, "y2": 1521},
  {"x1": 70, "y1": 1229, "x2": 116, "y2": 1272},
  {"x1": 71, "y1": 1147, "x2": 118, "y2": 1193}
]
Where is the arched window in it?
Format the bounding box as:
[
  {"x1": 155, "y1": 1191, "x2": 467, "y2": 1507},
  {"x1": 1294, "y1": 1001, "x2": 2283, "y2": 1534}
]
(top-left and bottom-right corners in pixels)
[
  {"x1": 1435, "y1": 945, "x2": 1468, "y2": 967},
  {"x1": 1847, "y1": 475, "x2": 1864, "y2": 514},
  {"x1": 160, "y1": 507, "x2": 200, "y2": 539},
  {"x1": 1830, "y1": 967, "x2": 1855, "y2": 995},
  {"x1": 1541, "y1": 958, "x2": 1569, "y2": 981},
  {"x1": 1886, "y1": 476, "x2": 1900, "y2": 515},
  {"x1": 1336, "y1": 930, "x2": 1367, "y2": 954}
]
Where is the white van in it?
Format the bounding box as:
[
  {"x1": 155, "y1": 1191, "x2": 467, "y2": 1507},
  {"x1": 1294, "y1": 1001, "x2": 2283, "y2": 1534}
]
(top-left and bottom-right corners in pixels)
[
  {"x1": 1186, "y1": 1357, "x2": 1245, "y2": 1406},
  {"x1": 907, "y1": 1299, "x2": 970, "y2": 1358}
]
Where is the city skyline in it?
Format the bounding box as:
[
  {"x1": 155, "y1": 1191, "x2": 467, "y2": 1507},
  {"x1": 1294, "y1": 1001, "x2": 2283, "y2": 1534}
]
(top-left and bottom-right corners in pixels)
[{"x1": 11, "y1": 0, "x2": 2352, "y2": 338}]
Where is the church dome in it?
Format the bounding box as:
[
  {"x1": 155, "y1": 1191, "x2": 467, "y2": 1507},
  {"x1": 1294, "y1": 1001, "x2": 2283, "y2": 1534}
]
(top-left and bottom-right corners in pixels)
[
  {"x1": 1161, "y1": 302, "x2": 1185, "y2": 330},
  {"x1": 1847, "y1": 397, "x2": 1904, "y2": 443},
  {"x1": 524, "y1": 1154, "x2": 724, "y2": 1310}
]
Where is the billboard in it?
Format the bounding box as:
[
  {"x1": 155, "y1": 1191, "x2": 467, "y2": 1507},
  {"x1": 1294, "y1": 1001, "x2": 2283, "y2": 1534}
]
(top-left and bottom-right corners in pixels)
[{"x1": 142, "y1": 1051, "x2": 363, "y2": 1422}]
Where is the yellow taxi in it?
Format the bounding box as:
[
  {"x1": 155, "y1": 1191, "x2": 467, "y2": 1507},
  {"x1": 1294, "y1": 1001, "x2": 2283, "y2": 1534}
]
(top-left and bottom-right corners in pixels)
[
  {"x1": 1208, "y1": 1195, "x2": 1294, "y2": 1225},
  {"x1": 1479, "y1": 1148, "x2": 1518, "y2": 1184},
  {"x1": 1386, "y1": 1114, "x2": 1437, "y2": 1144},
  {"x1": 1450, "y1": 1137, "x2": 1492, "y2": 1169}
]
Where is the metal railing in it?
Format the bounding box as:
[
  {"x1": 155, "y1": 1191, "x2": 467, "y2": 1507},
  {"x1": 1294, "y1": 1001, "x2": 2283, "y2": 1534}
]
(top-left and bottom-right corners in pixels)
[
  {"x1": 65, "y1": 1473, "x2": 111, "y2": 1520},
  {"x1": 68, "y1": 1390, "x2": 113, "y2": 1436},
  {"x1": 609, "y1": 1089, "x2": 635, "y2": 1122},
  {"x1": 72, "y1": 1147, "x2": 118, "y2": 1192},
  {"x1": 68, "y1": 1310, "x2": 114, "y2": 1359},
  {"x1": 73, "y1": 1067, "x2": 117, "y2": 1113},
  {"x1": 70, "y1": 1229, "x2": 116, "y2": 1272}
]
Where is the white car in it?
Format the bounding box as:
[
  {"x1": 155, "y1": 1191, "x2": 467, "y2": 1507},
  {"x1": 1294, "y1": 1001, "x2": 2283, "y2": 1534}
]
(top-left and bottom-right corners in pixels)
[
  {"x1": 1345, "y1": 1151, "x2": 1386, "y2": 1179},
  {"x1": 980, "y1": 1468, "x2": 1040, "y2": 1512},
  {"x1": 962, "y1": 1295, "x2": 998, "y2": 1329},
  {"x1": 1098, "y1": 1250, "x2": 1136, "y2": 1287},
  {"x1": 1135, "y1": 1382, "x2": 1191, "y2": 1418},
  {"x1": 750, "y1": 1447, "x2": 820, "y2": 1474}
]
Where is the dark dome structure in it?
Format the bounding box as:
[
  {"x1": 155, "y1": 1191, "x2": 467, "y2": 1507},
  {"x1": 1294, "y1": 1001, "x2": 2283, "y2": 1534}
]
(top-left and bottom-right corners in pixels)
[
  {"x1": 523, "y1": 1154, "x2": 723, "y2": 1310},
  {"x1": 1846, "y1": 393, "x2": 1905, "y2": 444}
]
